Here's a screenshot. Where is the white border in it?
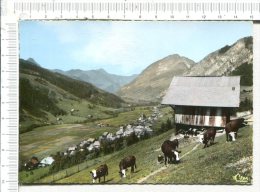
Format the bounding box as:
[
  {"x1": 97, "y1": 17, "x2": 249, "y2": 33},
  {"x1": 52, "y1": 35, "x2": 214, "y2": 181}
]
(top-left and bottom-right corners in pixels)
[{"x1": 1, "y1": 1, "x2": 259, "y2": 192}]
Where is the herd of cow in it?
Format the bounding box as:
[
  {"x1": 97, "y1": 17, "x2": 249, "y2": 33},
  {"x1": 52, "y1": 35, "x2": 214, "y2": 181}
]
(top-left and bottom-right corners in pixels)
[
  {"x1": 89, "y1": 118, "x2": 246, "y2": 183},
  {"x1": 90, "y1": 155, "x2": 137, "y2": 183}
]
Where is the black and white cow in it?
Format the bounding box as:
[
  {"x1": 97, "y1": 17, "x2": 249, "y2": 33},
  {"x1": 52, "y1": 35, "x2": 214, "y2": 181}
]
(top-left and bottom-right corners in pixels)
[
  {"x1": 119, "y1": 155, "x2": 137, "y2": 178},
  {"x1": 199, "y1": 127, "x2": 216, "y2": 148},
  {"x1": 90, "y1": 164, "x2": 108, "y2": 183},
  {"x1": 225, "y1": 118, "x2": 245, "y2": 142},
  {"x1": 161, "y1": 140, "x2": 181, "y2": 166}
]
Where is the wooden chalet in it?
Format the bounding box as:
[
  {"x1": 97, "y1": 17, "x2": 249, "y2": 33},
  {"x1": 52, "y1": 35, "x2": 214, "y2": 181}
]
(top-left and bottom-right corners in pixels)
[{"x1": 162, "y1": 76, "x2": 240, "y2": 129}]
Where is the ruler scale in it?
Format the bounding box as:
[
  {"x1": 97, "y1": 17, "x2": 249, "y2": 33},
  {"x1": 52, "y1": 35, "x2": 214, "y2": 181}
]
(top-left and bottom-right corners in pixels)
[
  {"x1": 1, "y1": 19, "x2": 19, "y2": 192},
  {"x1": 1, "y1": 0, "x2": 259, "y2": 20},
  {"x1": 1, "y1": 1, "x2": 260, "y2": 192}
]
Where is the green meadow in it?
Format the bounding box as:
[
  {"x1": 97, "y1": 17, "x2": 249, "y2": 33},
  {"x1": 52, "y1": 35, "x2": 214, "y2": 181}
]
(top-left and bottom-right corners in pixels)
[
  {"x1": 20, "y1": 124, "x2": 252, "y2": 185},
  {"x1": 19, "y1": 106, "x2": 168, "y2": 163}
]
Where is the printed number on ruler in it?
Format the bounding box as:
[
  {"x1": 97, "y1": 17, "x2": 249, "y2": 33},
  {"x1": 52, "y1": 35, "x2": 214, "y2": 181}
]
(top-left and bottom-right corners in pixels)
[{"x1": 6, "y1": 0, "x2": 260, "y2": 20}]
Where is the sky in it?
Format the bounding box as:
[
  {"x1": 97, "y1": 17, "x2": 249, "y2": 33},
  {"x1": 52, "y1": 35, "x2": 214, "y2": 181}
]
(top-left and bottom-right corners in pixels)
[{"x1": 20, "y1": 21, "x2": 252, "y2": 76}]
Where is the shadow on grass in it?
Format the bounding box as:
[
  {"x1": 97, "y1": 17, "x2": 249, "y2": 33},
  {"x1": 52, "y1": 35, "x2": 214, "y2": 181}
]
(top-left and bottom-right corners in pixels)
[
  {"x1": 211, "y1": 141, "x2": 219, "y2": 146},
  {"x1": 200, "y1": 141, "x2": 219, "y2": 149},
  {"x1": 105, "y1": 178, "x2": 114, "y2": 183}
]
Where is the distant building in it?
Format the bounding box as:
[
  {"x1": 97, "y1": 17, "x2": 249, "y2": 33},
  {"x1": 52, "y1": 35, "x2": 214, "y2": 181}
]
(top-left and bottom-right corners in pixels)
[
  {"x1": 103, "y1": 132, "x2": 109, "y2": 137},
  {"x1": 87, "y1": 138, "x2": 95, "y2": 143},
  {"x1": 68, "y1": 145, "x2": 77, "y2": 152},
  {"x1": 93, "y1": 141, "x2": 101, "y2": 149},
  {"x1": 40, "y1": 156, "x2": 54, "y2": 167},
  {"x1": 162, "y1": 76, "x2": 240, "y2": 129}
]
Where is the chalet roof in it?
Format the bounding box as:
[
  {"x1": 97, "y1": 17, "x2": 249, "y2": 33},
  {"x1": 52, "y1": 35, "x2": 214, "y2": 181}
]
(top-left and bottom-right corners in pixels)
[{"x1": 161, "y1": 76, "x2": 240, "y2": 107}]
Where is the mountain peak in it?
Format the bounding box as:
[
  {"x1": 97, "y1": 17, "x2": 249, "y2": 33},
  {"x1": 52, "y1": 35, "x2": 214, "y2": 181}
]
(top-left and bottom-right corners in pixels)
[
  {"x1": 53, "y1": 68, "x2": 137, "y2": 93},
  {"x1": 166, "y1": 54, "x2": 181, "y2": 58},
  {"x1": 27, "y1": 58, "x2": 40, "y2": 66},
  {"x1": 185, "y1": 36, "x2": 253, "y2": 76},
  {"x1": 97, "y1": 68, "x2": 106, "y2": 73},
  {"x1": 117, "y1": 53, "x2": 196, "y2": 102}
]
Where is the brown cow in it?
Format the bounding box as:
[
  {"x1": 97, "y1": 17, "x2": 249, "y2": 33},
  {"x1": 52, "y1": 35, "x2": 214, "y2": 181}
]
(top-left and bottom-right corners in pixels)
[
  {"x1": 119, "y1": 155, "x2": 137, "y2": 178},
  {"x1": 170, "y1": 139, "x2": 179, "y2": 150},
  {"x1": 161, "y1": 140, "x2": 181, "y2": 166},
  {"x1": 199, "y1": 127, "x2": 216, "y2": 148},
  {"x1": 90, "y1": 164, "x2": 108, "y2": 183},
  {"x1": 225, "y1": 118, "x2": 245, "y2": 142}
]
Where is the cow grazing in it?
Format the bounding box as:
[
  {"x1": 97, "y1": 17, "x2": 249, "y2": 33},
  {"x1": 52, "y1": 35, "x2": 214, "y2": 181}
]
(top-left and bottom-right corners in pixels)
[
  {"x1": 90, "y1": 164, "x2": 108, "y2": 183},
  {"x1": 163, "y1": 139, "x2": 179, "y2": 151},
  {"x1": 161, "y1": 140, "x2": 181, "y2": 166},
  {"x1": 225, "y1": 118, "x2": 245, "y2": 142},
  {"x1": 199, "y1": 127, "x2": 216, "y2": 148},
  {"x1": 171, "y1": 139, "x2": 179, "y2": 150},
  {"x1": 119, "y1": 155, "x2": 137, "y2": 178}
]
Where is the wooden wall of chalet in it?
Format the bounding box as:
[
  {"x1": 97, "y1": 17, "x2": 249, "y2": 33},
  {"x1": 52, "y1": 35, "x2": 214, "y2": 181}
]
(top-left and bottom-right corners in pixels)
[{"x1": 174, "y1": 106, "x2": 231, "y2": 128}]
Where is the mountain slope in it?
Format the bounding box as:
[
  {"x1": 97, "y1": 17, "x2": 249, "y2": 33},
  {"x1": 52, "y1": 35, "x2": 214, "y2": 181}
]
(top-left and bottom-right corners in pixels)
[
  {"x1": 54, "y1": 69, "x2": 137, "y2": 93},
  {"x1": 20, "y1": 59, "x2": 124, "y2": 133},
  {"x1": 118, "y1": 36, "x2": 253, "y2": 103},
  {"x1": 27, "y1": 58, "x2": 40, "y2": 66},
  {"x1": 185, "y1": 36, "x2": 253, "y2": 76},
  {"x1": 117, "y1": 54, "x2": 196, "y2": 102}
]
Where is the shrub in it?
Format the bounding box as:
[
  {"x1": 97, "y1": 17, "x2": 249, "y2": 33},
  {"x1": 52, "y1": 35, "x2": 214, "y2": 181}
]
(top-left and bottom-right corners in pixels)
[
  {"x1": 230, "y1": 62, "x2": 253, "y2": 86},
  {"x1": 238, "y1": 97, "x2": 253, "y2": 112},
  {"x1": 219, "y1": 45, "x2": 231, "y2": 54},
  {"x1": 126, "y1": 132, "x2": 139, "y2": 146}
]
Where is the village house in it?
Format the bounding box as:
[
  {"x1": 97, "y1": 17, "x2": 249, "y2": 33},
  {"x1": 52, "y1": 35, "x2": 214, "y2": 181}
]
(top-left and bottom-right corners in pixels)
[
  {"x1": 87, "y1": 138, "x2": 95, "y2": 144},
  {"x1": 116, "y1": 127, "x2": 124, "y2": 138},
  {"x1": 79, "y1": 140, "x2": 89, "y2": 148},
  {"x1": 67, "y1": 145, "x2": 77, "y2": 152},
  {"x1": 93, "y1": 140, "x2": 101, "y2": 149},
  {"x1": 162, "y1": 76, "x2": 240, "y2": 130},
  {"x1": 39, "y1": 156, "x2": 54, "y2": 167}
]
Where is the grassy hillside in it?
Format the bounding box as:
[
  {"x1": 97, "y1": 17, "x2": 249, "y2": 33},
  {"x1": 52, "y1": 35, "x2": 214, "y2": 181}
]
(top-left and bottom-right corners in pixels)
[
  {"x1": 23, "y1": 124, "x2": 252, "y2": 185},
  {"x1": 145, "y1": 126, "x2": 252, "y2": 184},
  {"x1": 20, "y1": 59, "x2": 124, "y2": 108},
  {"x1": 20, "y1": 78, "x2": 67, "y2": 118},
  {"x1": 19, "y1": 59, "x2": 125, "y2": 133}
]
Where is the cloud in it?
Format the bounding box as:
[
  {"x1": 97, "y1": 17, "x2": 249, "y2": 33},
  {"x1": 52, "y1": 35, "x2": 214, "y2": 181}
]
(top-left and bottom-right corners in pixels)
[
  {"x1": 71, "y1": 22, "x2": 144, "y2": 74},
  {"x1": 69, "y1": 21, "x2": 188, "y2": 74},
  {"x1": 37, "y1": 21, "x2": 81, "y2": 44}
]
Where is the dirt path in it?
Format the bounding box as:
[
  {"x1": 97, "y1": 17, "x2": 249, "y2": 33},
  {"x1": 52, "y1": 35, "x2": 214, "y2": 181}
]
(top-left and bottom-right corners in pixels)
[{"x1": 137, "y1": 143, "x2": 200, "y2": 183}]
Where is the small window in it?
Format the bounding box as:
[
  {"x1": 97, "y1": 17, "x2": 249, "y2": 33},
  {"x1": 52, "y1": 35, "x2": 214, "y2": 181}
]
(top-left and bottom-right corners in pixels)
[{"x1": 232, "y1": 87, "x2": 235, "y2": 91}]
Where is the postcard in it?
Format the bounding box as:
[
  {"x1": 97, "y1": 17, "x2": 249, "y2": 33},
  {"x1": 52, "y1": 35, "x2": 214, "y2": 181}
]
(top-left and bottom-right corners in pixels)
[{"x1": 17, "y1": 21, "x2": 255, "y2": 190}]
